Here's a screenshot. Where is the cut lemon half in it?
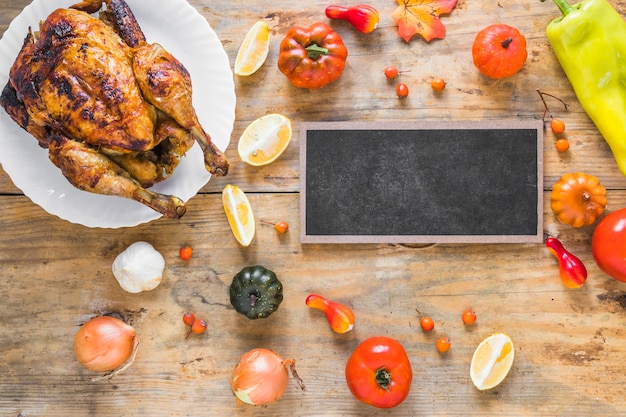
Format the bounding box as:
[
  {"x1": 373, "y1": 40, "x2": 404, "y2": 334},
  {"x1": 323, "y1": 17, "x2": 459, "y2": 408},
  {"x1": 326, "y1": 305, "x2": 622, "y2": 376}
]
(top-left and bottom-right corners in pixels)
[
  {"x1": 222, "y1": 184, "x2": 255, "y2": 247},
  {"x1": 238, "y1": 114, "x2": 292, "y2": 166},
  {"x1": 470, "y1": 333, "x2": 515, "y2": 391},
  {"x1": 234, "y1": 21, "x2": 270, "y2": 76}
]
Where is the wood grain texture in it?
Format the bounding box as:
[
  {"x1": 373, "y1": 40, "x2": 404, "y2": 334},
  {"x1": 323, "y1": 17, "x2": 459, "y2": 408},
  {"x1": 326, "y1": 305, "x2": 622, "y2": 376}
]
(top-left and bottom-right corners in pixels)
[{"x1": 1, "y1": 0, "x2": 626, "y2": 416}]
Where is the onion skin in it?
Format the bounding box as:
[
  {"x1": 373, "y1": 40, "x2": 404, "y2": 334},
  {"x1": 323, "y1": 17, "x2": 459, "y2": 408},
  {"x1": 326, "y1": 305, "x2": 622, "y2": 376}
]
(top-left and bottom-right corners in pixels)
[
  {"x1": 74, "y1": 316, "x2": 137, "y2": 372},
  {"x1": 230, "y1": 348, "x2": 290, "y2": 405}
]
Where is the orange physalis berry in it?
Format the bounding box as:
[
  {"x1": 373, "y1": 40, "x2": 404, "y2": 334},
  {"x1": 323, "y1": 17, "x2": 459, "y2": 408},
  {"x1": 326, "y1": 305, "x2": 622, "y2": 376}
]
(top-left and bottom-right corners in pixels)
[
  {"x1": 260, "y1": 220, "x2": 289, "y2": 234},
  {"x1": 431, "y1": 77, "x2": 446, "y2": 91},
  {"x1": 182, "y1": 312, "x2": 196, "y2": 326},
  {"x1": 179, "y1": 245, "x2": 193, "y2": 260},
  {"x1": 555, "y1": 138, "x2": 570, "y2": 153},
  {"x1": 191, "y1": 319, "x2": 207, "y2": 335},
  {"x1": 462, "y1": 309, "x2": 477, "y2": 325},
  {"x1": 551, "y1": 118, "x2": 566, "y2": 134},
  {"x1": 274, "y1": 221, "x2": 289, "y2": 234},
  {"x1": 384, "y1": 65, "x2": 399, "y2": 79},
  {"x1": 384, "y1": 66, "x2": 410, "y2": 79},
  {"x1": 420, "y1": 316, "x2": 435, "y2": 332},
  {"x1": 396, "y1": 83, "x2": 409, "y2": 99},
  {"x1": 436, "y1": 336, "x2": 451, "y2": 353}
]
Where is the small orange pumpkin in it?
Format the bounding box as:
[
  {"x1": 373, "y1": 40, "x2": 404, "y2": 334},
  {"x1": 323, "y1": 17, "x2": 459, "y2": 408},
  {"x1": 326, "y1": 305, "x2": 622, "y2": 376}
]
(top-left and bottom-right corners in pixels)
[
  {"x1": 472, "y1": 24, "x2": 527, "y2": 79},
  {"x1": 550, "y1": 172, "x2": 607, "y2": 228}
]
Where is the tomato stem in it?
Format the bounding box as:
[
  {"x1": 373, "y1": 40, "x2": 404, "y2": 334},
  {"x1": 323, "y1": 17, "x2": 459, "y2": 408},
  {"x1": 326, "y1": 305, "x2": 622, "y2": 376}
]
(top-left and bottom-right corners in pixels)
[
  {"x1": 375, "y1": 367, "x2": 392, "y2": 391},
  {"x1": 305, "y1": 44, "x2": 329, "y2": 60}
]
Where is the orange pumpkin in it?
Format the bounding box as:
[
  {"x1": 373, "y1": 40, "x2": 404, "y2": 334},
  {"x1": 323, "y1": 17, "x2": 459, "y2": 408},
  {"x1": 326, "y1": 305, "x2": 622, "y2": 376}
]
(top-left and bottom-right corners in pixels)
[
  {"x1": 472, "y1": 24, "x2": 527, "y2": 79},
  {"x1": 550, "y1": 172, "x2": 607, "y2": 228}
]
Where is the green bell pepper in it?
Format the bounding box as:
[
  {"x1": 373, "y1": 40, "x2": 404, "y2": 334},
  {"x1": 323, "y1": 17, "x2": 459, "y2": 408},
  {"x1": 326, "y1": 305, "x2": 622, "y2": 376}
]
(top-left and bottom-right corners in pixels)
[{"x1": 545, "y1": 0, "x2": 626, "y2": 175}]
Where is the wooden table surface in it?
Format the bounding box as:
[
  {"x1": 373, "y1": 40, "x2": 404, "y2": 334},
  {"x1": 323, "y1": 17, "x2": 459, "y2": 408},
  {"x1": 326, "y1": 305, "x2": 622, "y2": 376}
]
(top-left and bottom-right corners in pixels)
[{"x1": 2, "y1": 0, "x2": 626, "y2": 416}]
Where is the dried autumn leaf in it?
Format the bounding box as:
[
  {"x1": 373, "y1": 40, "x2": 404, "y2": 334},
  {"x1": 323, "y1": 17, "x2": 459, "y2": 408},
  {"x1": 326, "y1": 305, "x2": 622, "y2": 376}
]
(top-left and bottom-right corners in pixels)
[{"x1": 392, "y1": 0, "x2": 458, "y2": 42}]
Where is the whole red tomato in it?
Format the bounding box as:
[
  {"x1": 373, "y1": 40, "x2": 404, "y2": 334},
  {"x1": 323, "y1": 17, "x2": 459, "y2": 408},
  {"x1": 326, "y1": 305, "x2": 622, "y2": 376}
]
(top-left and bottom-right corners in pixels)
[
  {"x1": 472, "y1": 24, "x2": 527, "y2": 79},
  {"x1": 592, "y1": 208, "x2": 626, "y2": 282},
  {"x1": 345, "y1": 336, "x2": 412, "y2": 408}
]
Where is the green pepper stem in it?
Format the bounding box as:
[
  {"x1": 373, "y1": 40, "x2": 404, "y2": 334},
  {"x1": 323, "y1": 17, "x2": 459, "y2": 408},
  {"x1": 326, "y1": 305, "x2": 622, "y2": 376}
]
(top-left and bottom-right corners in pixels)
[
  {"x1": 305, "y1": 44, "x2": 329, "y2": 60},
  {"x1": 546, "y1": 0, "x2": 575, "y2": 16}
]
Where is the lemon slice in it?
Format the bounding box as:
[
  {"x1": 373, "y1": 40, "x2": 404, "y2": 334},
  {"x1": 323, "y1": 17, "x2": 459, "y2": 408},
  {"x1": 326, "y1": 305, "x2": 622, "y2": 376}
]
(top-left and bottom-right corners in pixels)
[
  {"x1": 470, "y1": 333, "x2": 515, "y2": 390},
  {"x1": 222, "y1": 184, "x2": 255, "y2": 246},
  {"x1": 238, "y1": 114, "x2": 292, "y2": 166},
  {"x1": 234, "y1": 21, "x2": 270, "y2": 76}
]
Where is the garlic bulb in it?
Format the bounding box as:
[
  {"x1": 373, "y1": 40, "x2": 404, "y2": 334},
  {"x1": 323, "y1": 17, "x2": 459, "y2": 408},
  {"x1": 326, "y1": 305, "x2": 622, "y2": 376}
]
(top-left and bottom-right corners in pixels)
[{"x1": 112, "y1": 241, "x2": 165, "y2": 293}]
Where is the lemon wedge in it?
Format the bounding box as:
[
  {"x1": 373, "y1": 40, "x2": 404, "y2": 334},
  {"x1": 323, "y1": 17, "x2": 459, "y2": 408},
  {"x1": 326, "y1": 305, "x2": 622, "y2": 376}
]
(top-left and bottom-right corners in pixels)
[
  {"x1": 222, "y1": 184, "x2": 255, "y2": 246},
  {"x1": 238, "y1": 114, "x2": 292, "y2": 166},
  {"x1": 234, "y1": 21, "x2": 270, "y2": 76},
  {"x1": 470, "y1": 333, "x2": 515, "y2": 390}
]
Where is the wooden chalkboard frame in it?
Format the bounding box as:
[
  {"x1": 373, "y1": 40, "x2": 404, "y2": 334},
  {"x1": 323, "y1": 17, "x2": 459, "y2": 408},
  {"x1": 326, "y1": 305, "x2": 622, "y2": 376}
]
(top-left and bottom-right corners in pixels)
[{"x1": 300, "y1": 120, "x2": 543, "y2": 244}]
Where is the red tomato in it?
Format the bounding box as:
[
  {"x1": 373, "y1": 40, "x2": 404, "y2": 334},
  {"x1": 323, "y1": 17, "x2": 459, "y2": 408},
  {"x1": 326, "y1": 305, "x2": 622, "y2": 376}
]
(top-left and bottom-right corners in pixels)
[
  {"x1": 345, "y1": 336, "x2": 412, "y2": 408},
  {"x1": 592, "y1": 208, "x2": 626, "y2": 282}
]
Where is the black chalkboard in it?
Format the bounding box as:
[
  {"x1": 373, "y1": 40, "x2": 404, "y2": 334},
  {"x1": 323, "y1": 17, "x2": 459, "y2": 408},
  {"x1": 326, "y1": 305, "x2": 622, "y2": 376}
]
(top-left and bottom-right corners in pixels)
[{"x1": 300, "y1": 121, "x2": 543, "y2": 244}]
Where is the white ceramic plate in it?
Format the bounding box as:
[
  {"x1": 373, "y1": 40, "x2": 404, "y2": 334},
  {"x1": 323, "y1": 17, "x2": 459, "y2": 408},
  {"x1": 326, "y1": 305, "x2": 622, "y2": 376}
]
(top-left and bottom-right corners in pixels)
[{"x1": 0, "y1": 0, "x2": 235, "y2": 228}]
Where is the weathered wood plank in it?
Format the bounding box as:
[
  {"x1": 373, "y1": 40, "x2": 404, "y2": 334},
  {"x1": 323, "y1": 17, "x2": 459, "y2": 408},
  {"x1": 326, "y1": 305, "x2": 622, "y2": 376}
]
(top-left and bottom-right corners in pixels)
[{"x1": 1, "y1": 192, "x2": 626, "y2": 416}]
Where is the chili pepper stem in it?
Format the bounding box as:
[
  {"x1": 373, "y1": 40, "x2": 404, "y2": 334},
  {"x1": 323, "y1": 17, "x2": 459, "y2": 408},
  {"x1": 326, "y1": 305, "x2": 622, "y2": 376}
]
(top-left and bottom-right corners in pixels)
[{"x1": 544, "y1": 0, "x2": 575, "y2": 16}]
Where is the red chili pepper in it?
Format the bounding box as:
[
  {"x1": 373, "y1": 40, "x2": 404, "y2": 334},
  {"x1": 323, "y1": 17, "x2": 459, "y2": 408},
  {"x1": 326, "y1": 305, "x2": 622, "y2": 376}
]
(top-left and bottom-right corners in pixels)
[
  {"x1": 545, "y1": 237, "x2": 588, "y2": 288},
  {"x1": 306, "y1": 294, "x2": 355, "y2": 333},
  {"x1": 325, "y1": 4, "x2": 379, "y2": 34}
]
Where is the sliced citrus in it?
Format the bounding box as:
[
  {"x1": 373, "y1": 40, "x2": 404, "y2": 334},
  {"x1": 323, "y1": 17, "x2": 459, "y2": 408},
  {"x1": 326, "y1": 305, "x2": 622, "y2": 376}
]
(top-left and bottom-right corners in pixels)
[
  {"x1": 470, "y1": 333, "x2": 515, "y2": 391},
  {"x1": 222, "y1": 184, "x2": 255, "y2": 247},
  {"x1": 237, "y1": 114, "x2": 292, "y2": 166},
  {"x1": 234, "y1": 21, "x2": 270, "y2": 76}
]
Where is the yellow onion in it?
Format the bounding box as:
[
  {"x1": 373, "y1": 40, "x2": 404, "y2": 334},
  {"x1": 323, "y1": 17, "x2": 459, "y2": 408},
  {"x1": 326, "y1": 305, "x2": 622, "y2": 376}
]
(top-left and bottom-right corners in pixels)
[
  {"x1": 230, "y1": 348, "x2": 305, "y2": 405},
  {"x1": 74, "y1": 316, "x2": 138, "y2": 373}
]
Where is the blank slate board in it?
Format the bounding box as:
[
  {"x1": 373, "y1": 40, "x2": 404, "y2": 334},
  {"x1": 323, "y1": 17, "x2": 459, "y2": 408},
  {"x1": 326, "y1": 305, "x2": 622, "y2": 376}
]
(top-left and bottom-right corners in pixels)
[{"x1": 300, "y1": 120, "x2": 543, "y2": 244}]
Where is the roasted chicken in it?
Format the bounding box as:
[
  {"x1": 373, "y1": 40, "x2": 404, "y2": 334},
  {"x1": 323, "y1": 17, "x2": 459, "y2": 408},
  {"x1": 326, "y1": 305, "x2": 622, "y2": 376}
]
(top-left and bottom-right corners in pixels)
[{"x1": 0, "y1": 0, "x2": 229, "y2": 219}]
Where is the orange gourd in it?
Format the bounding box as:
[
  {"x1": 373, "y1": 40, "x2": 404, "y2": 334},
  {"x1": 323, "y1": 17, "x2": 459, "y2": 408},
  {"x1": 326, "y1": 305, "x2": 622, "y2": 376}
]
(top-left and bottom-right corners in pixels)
[
  {"x1": 550, "y1": 172, "x2": 607, "y2": 227},
  {"x1": 472, "y1": 24, "x2": 527, "y2": 79}
]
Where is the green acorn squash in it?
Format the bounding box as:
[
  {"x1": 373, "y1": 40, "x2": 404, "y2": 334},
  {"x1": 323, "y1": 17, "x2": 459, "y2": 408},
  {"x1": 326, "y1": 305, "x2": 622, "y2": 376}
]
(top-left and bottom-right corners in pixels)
[{"x1": 229, "y1": 265, "x2": 283, "y2": 319}]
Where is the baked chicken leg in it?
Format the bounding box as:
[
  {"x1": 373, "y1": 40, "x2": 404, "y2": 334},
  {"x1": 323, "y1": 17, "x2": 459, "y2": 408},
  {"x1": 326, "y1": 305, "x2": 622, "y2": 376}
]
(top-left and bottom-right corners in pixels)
[{"x1": 48, "y1": 134, "x2": 186, "y2": 219}]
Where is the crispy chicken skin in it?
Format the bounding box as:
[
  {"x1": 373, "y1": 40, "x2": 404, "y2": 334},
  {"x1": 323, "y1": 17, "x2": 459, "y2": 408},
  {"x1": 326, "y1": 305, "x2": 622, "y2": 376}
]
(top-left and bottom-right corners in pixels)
[
  {"x1": 10, "y1": 7, "x2": 159, "y2": 154},
  {"x1": 0, "y1": 0, "x2": 229, "y2": 219}
]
